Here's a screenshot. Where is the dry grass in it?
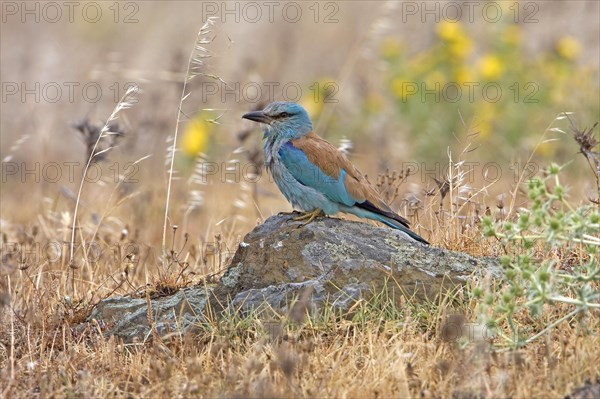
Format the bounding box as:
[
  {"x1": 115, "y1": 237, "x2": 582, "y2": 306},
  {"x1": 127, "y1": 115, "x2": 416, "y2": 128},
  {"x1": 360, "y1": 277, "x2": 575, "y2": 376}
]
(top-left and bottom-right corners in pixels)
[
  {"x1": 1, "y1": 277, "x2": 598, "y2": 398},
  {"x1": 1, "y1": 130, "x2": 599, "y2": 397}
]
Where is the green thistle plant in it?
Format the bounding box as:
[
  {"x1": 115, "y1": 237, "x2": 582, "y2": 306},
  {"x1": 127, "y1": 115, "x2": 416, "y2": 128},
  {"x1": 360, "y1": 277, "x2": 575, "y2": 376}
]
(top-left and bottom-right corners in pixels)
[{"x1": 476, "y1": 163, "x2": 599, "y2": 349}]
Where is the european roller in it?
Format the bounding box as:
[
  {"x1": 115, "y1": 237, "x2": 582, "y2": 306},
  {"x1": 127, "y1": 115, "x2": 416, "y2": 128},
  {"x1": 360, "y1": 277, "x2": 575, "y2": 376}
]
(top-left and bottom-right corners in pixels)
[{"x1": 242, "y1": 101, "x2": 429, "y2": 245}]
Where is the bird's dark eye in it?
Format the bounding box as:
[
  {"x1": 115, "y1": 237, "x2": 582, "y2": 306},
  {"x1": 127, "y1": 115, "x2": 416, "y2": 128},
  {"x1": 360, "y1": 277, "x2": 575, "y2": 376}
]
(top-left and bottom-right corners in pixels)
[{"x1": 279, "y1": 112, "x2": 290, "y2": 118}]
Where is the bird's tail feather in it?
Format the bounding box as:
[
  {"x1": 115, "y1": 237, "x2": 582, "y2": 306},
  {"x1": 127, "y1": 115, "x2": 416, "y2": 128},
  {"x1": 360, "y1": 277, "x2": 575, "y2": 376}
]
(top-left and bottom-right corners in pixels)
[
  {"x1": 348, "y1": 202, "x2": 430, "y2": 245},
  {"x1": 374, "y1": 214, "x2": 430, "y2": 245}
]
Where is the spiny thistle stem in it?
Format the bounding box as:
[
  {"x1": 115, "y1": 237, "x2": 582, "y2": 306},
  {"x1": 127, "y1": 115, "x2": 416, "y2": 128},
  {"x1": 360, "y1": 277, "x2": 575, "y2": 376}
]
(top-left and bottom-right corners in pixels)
[{"x1": 506, "y1": 112, "x2": 572, "y2": 217}]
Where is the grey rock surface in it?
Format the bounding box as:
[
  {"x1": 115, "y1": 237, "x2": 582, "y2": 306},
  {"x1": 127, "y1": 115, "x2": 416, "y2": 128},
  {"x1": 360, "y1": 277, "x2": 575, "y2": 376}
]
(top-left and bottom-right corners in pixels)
[
  {"x1": 88, "y1": 285, "x2": 211, "y2": 342},
  {"x1": 88, "y1": 214, "x2": 501, "y2": 341}
]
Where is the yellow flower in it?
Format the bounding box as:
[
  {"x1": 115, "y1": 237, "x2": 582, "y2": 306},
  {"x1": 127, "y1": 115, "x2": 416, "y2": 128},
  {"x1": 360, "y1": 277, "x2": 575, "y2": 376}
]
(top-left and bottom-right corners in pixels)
[
  {"x1": 449, "y1": 35, "x2": 474, "y2": 59},
  {"x1": 391, "y1": 77, "x2": 416, "y2": 101},
  {"x1": 437, "y1": 21, "x2": 473, "y2": 59},
  {"x1": 300, "y1": 78, "x2": 337, "y2": 118},
  {"x1": 476, "y1": 103, "x2": 496, "y2": 139},
  {"x1": 437, "y1": 21, "x2": 461, "y2": 41},
  {"x1": 538, "y1": 141, "x2": 555, "y2": 157},
  {"x1": 556, "y1": 36, "x2": 581, "y2": 60},
  {"x1": 182, "y1": 116, "x2": 211, "y2": 157},
  {"x1": 454, "y1": 67, "x2": 475, "y2": 84},
  {"x1": 478, "y1": 54, "x2": 505, "y2": 80},
  {"x1": 300, "y1": 98, "x2": 323, "y2": 118},
  {"x1": 503, "y1": 25, "x2": 522, "y2": 46},
  {"x1": 391, "y1": 77, "x2": 405, "y2": 99},
  {"x1": 380, "y1": 37, "x2": 402, "y2": 59}
]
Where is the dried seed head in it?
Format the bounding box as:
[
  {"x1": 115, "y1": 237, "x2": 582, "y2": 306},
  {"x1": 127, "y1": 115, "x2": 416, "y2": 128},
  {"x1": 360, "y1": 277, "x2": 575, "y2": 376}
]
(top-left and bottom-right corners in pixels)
[
  {"x1": 496, "y1": 194, "x2": 505, "y2": 210},
  {"x1": 572, "y1": 121, "x2": 599, "y2": 153}
]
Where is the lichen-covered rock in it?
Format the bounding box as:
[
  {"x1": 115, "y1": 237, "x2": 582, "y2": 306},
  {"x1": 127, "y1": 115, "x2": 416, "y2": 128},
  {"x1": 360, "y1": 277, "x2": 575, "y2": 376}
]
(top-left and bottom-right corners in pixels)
[
  {"x1": 88, "y1": 213, "x2": 501, "y2": 341},
  {"x1": 215, "y1": 213, "x2": 501, "y2": 312},
  {"x1": 88, "y1": 285, "x2": 211, "y2": 342}
]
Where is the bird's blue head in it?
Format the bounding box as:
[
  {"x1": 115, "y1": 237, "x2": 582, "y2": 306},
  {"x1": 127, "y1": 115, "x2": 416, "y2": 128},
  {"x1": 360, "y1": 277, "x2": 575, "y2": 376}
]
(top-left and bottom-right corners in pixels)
[{"x1": 242, "y1": 102, "x2": 313, "y2": 141}]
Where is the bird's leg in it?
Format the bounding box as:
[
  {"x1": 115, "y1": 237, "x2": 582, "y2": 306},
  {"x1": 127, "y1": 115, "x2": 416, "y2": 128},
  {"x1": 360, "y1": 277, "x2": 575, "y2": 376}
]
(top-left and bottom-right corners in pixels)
[
  {"x1": 278, "y1": 210, "x2": 302, "y2": 216},
  {"x1": 292, "y1": 209, "x2": 325, "y2": 226}
]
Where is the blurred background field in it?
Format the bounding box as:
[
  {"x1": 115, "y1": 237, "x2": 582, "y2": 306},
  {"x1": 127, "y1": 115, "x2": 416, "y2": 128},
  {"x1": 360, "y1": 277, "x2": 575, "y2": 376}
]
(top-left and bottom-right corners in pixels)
[
  {"x1": 1, "y1": 0, "x2": 598, "y2": 294},
  {"x1": 2, "y1": 1, "x2": 598, "y2": 239},
  {"x1": 1, "y1": 1, "x2": 599, "y2": 397}
]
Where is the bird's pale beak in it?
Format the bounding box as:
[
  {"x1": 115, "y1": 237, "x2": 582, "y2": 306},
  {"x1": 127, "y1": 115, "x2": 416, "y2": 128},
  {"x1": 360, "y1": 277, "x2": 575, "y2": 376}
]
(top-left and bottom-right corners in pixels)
[{"x1": 242, "y1": 110, "x2": 273, "y2": 125}]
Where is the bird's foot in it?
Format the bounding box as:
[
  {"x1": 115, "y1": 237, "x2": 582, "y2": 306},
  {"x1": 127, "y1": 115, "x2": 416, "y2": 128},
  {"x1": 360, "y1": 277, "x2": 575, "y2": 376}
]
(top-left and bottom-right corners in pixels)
[
  {"x1": 292, "y1": 209, "x2": 325, "y2": 227},
  {"x1": 278, "y1": 211, "x2": 301, "y2": 217}
]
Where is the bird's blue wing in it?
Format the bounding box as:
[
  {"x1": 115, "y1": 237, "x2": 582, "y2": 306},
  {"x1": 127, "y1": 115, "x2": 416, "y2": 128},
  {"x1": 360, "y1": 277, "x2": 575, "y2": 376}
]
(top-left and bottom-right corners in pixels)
[
  {"x1": 278, "y1": 141, "x2": 356, "y2": 206},
  {"x1": 279, "y1": 138, "x2": 429, "y2": 244}
]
